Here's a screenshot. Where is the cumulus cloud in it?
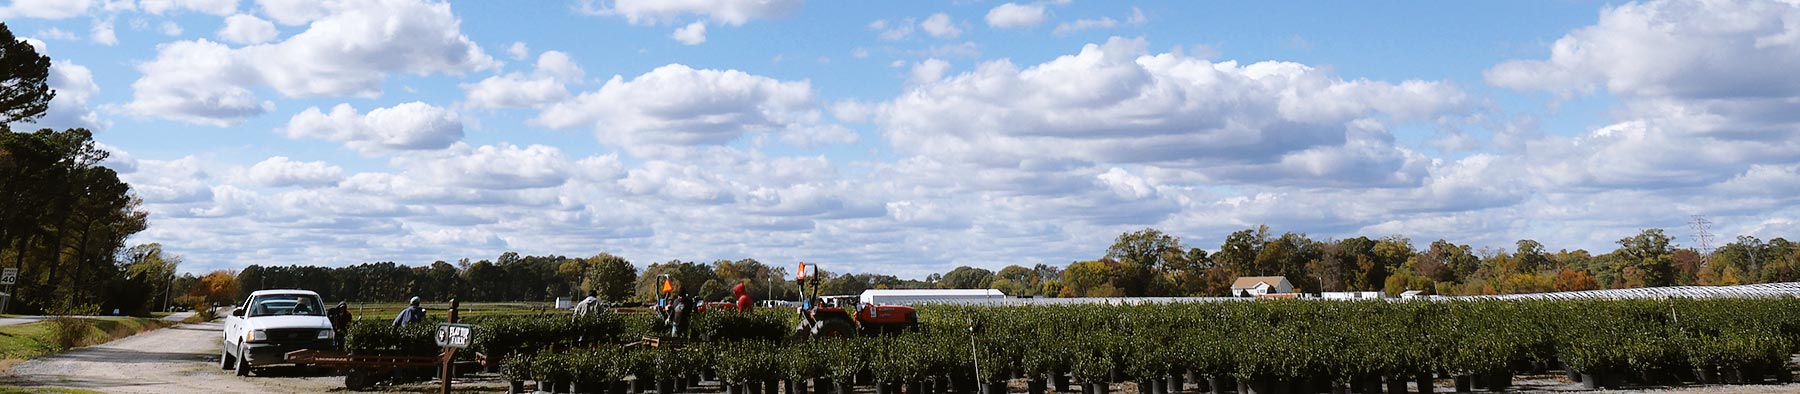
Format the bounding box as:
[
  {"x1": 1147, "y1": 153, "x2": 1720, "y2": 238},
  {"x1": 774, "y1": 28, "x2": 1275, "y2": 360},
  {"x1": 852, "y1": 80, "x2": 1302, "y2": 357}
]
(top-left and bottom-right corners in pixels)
[
  {"x1": 127, "y1": 0, "x2": 497, "y2": 125},
  {"x1": 920, "y1": 13, "x2": 961, "y2": 39},
  {"x1": 579, "y1": 0, "x2": 801, "y2": 26},
  {"x1": 249, "y1": 156, "x2": 344, "y2": 187},
  {"x1": 254, "y1": 0, "x2": 328, "y2": 25},
  {"x1": 160, "y1": 21, "x2": 184, "y2": 36},
  {"x1": 90, "y1": 18, "x2": 117, "y2": 45},
  {"x1": 218, "y1": 13, "x2": 278, "y2": 44},
  {"x1": 671, "y1": 21, "x2": 706, "y2": 45},
  {"x1": 879, "y1": 36, "x2": 1470, "y2": 187},
  {"x1": 282, "y1": 102, "x2": 464, "y2": 153},
  {"x1": 462, "y1": 51, "x2": 585, "y2": 109},
  {"x1": 38, "y1": 60, "x2": 106, "y2": 130},
  {"x1": 398, "y1": 143, "x2": 573, "y2": 190},
  {"x1": 507, "y1": 41, "x2": 529, "y2": 60},
  {"x1": 535, "y1": 64, "x2": 832, "y2": 156},
  {"x1": 985, "y1": 2, "x2": 1045, "y2": 29},
  {"x1": 1486, "y1": 0, "x2": 1800, "y2": 190}
]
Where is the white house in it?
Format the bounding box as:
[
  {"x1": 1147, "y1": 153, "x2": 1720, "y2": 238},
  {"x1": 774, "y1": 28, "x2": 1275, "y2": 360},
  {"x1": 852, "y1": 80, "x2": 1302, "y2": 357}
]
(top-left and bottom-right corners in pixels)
[{"x1": 1230, "y1": 276, "x2": 1294, "y2": 297}]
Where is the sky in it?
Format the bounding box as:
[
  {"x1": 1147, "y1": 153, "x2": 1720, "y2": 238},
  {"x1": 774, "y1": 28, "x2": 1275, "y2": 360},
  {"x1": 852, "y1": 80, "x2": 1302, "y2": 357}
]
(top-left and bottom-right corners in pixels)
[{"x1": 5, "y1": 0, "x2": 1800, "y2": 277}]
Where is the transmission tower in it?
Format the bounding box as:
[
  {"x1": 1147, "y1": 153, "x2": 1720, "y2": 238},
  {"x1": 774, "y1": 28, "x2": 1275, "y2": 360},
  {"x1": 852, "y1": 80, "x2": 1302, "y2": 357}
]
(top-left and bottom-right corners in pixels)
[{"x1": 1689, "y1": 215, "x2": 1715, "y2": 267}]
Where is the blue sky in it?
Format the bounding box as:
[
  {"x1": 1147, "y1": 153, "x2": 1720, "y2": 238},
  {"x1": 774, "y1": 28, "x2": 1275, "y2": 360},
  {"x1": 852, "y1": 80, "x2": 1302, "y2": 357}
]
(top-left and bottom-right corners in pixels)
[{"x1": 6, "y1": 0, "x2": 1800, "y2": 277}]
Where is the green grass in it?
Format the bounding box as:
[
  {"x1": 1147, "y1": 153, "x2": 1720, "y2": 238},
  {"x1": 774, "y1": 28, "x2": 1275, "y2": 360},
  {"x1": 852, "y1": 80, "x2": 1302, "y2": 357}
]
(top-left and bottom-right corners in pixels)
[
  {"x1": 0, "y1": 317, "x2": 178, "y2": 362},
  {"x1": 0, "y1": 386, "x2": 102, "y2": 394}
]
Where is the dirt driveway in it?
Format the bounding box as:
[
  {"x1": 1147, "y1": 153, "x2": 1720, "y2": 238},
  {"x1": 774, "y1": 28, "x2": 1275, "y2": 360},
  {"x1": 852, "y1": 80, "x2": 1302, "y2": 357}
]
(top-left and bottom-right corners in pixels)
[{"x1": 0, "y1": 321, "x2": 345, "y2": 393}]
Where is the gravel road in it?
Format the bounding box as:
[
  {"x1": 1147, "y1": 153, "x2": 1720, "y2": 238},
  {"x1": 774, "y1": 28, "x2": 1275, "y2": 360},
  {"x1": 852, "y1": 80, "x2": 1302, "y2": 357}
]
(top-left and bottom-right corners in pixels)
[{"x1": 0, "y1": 321, "x2": 344, "y2": 393}]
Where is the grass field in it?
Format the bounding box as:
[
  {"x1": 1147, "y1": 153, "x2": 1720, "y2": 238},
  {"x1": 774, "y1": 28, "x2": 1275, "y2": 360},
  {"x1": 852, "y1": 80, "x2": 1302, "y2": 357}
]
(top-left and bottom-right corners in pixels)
[{"x1": 0, "y1": 317, "x2": 178, "y2": 370}]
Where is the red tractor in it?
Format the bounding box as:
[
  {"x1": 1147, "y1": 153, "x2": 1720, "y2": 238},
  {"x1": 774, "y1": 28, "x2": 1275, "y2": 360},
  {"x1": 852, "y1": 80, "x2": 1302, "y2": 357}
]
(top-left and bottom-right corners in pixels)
[{"x1": 792, "y1": 262, "x2": 918, "y2": 338}]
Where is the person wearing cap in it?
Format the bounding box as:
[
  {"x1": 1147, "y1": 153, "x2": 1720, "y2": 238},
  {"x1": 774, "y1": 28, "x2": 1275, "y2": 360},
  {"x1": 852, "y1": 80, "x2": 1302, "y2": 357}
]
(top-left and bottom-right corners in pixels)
[
  {"x1": 392, "y1": 296, "x2": 427, "y2": 327},
  {"x1": 327, "y1": 300, "x2": 353, "y2": 349}
]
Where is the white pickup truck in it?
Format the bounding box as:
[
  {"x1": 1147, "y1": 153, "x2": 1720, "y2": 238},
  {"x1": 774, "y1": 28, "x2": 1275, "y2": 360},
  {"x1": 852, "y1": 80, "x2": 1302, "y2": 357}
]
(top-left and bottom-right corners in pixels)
[{"x1": 220, "y1": 289, "x2": 335, "y2": 376}]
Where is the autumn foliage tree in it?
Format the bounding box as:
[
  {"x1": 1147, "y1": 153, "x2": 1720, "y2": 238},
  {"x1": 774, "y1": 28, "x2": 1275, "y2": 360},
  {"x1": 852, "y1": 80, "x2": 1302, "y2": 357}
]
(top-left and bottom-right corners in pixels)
[{"x1": 188, "y1": 270, "x2": 241, "y2": 306}]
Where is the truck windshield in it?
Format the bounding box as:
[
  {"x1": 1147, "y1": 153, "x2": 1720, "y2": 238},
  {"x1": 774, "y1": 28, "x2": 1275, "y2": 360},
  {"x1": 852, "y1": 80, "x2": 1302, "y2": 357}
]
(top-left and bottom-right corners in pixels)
[{"x1": 249, "y1": 294, "x2": 325, "y2": 317}]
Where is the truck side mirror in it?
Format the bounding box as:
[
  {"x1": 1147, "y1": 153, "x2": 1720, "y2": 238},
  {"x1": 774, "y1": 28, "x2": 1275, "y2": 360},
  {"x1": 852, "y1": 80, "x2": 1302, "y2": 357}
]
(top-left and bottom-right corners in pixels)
[{"x1": 232, "y1": 307, "x2": 245, "y2": 317}]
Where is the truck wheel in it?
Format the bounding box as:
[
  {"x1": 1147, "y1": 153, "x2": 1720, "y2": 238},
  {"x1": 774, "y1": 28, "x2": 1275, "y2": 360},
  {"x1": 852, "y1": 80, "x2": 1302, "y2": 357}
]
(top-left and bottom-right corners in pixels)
[
  {"x1": 345, "y1": 369, "x2": 374, "y2": 391},
  {"x1": 220, "y1": 344, "x2": 235, "y2": 370},
  {"x1": 234, "y1": 344, "x2": 251, "y2": 377},
  {"x1": 813, "y1": 319, "x2": 854, "y2": 338}
]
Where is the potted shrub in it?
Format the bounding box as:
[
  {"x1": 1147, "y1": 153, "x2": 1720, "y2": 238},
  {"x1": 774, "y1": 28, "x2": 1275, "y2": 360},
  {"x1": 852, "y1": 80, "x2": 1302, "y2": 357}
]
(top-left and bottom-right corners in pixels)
[
  {"x1": 501, "y1": 352, "x2": 535, "y2": 394},
  {"x1": 824, "y1": 339, "x2": 863, "y2": 394}
]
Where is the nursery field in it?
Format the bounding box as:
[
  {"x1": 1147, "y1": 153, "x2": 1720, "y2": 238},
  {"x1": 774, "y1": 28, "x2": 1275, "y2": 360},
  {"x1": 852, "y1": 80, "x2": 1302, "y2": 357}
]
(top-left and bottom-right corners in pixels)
[{"x1": 337, "y1": 297, "x2": 1800, "y2": 393}]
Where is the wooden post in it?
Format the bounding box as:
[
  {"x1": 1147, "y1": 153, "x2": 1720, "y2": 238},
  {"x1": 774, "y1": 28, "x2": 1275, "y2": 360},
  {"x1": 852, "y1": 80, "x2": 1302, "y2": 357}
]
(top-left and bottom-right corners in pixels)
[{"x1": 441, "y1": 299, "x2": 459, "y2": 394}]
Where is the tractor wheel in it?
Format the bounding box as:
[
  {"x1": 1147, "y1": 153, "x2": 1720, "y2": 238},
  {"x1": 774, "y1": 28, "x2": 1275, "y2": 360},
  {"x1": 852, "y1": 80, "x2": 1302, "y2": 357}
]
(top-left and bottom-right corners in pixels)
[{"x1": 812, "y1": 318, "x2": 854, "y2": 338}]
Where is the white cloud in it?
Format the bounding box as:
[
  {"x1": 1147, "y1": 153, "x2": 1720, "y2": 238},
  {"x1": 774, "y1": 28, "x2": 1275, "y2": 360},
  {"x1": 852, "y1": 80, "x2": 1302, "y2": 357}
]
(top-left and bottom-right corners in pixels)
[
  {"x1": 33, "y1": 28, "x2": 78, "y2": 41},
  {"x1": 140, "y1": 0, "x2": 237, "y2": 15},
  {"x1": 535, "y1": 64, "x2": 824, "y2": 156},
  {"x1": 462, "y1": 51, "x2": 585, "y2": 109},
  {"x1": 985, "y1": 2, "x2": 1045, "y2": 29},
  {"x1": 507, "y1": 41, "x2": 529, "y2": 60},
  {"x1": 126, "y1": 39, "x2": 270, "y2": 126},
  {"x1": 879, "y1": 36, "x2": 1470, "y2": 187},
  {"x1": 874, "y1": 18, "x2": 913, "y2": 41},
  {"x1": 908, "y1": 58, "x2": 949, "y2": 84},
  {"x1": 217, "y1": 13, "x2": 277, "y2": 44},
  {"x1": 1127, "y1": 7, "x2": 1145, "y2": 25},
  {"x1": 254, "y1": 0, "x2": 327, "y2": 25},
  {"x1": 396, "y1": 143, "x2": 572, "y2": 190},
  {"x1": 1053, "y1": 17, "x2": 1116, "y2": 36},
  {"x1": 160, "y1": 21, "x2": 184, "y2": 35},
  {"x1": 38, "y1": 60, "x2": 105, "y2": 131},
  {"x1": 127, "y1": 0, "x2": 497, "y2": 125},
  {"x1": 535, "y1": 51, "x2": 585, "y2": 83},
  {"x1": 249, "y1": 156, "x2": 344, "y2": 187},
  {"x1": 90, "y1": 18, "x2": 117, "y2": 45},
  {"x1": 282, "y1": 102, "x2": 464, "y2": 153},
  {"x1": 671, "y1": 21, "x2": 706, "y2": 45},
  {"x1": 1486, "y1": 0, "x2": 1800, "y2": 190},
  {"x1": 921, "y1": 13, "x2": 961, "y2": 39},
  {"x1": 0, "y1": 0, "x2": 94, "y2": 19},
  {"x1": 579, "y1": 0, "x2": 801, "y2": 26}
]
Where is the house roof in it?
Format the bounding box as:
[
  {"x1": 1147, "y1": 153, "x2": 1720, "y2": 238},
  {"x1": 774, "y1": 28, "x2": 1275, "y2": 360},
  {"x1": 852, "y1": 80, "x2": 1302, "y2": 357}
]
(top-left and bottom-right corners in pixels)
[{"x1": 1231, "y1": 276, "x2": 1289, "y2": 290}]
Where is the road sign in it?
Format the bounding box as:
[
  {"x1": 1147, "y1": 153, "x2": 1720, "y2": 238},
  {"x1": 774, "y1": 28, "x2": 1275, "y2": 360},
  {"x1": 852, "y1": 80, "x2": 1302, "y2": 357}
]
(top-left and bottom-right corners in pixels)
[
  {"x1": 0, "y1": 268, "x2": 16, "y2": 285},
  {"x1": 435, "y1": 323, "x2": 472, "y2": 348}
]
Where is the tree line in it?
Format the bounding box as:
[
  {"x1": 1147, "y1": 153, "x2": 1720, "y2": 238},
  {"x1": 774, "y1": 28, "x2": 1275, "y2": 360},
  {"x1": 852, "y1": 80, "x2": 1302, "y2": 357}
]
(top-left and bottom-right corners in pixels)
[
  {"x1": 0, "y1": 23, "x2": 169, "y2": 316},
  {"x1": 221, "y1": 225, "x2": 1799, "y2": 305}
]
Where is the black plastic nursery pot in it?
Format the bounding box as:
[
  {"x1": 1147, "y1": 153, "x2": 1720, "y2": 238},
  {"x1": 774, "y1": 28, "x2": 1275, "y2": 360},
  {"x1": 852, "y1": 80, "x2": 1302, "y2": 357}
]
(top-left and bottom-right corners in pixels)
[
  {"x1": 1086, "y1": 382, "x2": 1110, "y2": 394},
  {"x1": 1167, "y1": 370, "x2": 1183, "y2": 392},
  {"x1": 657, "y1": 379, "x2": 676, "y2": 394},
  {"x1": 1416, "y1": 373, "x2": 1435, "y2": 394},
  {"x1": 1208, "y1": 375, "x2": 1235, "y2": 394},
  {"x1": 837, "y1": 380, "x2": 856, "y2": 394},
  {"x1": 1136, "y1": 378, "x2": 1155, "y2": 394},
  {"x1": 1053, "y1": 371, "x2": 1071, "y2": 392},
  {"x1": 1027, "y1": 377, "x2": 1047, "y2": 394},
  {"x1": 509, "y1": 380, "x2": 527, "y2": 394},
  {"x1": 612, "y1": 381, "x2": 630, "y2": 394},
  {"x1": 979, "y1": 381, "x2": 1006, "y2": 394},
  {"x1": 787, "y1": 379, "x2": 809, "y2": 394},
  {"x1": 877, "y1": 382, "x2": 898, "y2": 394},
  {"x1": 908, "y1": 381, "x2": 925, "y2": 394},
  {"x1": 726, "y1": 383, "x2": 744, "y2": 394},
  {"x1": 766, "y1": 379, "x2": 781, "y2": 394},
  {"x1": 1453, "y1": 375, "x2": 1470, "y2": 393}
]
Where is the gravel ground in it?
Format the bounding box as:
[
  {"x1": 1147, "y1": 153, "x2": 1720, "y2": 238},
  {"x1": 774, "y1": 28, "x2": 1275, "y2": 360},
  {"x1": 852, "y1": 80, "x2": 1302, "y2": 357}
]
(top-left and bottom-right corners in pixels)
[{"x1": 0, "y1": 321, "x2": 347, "y2": 393}]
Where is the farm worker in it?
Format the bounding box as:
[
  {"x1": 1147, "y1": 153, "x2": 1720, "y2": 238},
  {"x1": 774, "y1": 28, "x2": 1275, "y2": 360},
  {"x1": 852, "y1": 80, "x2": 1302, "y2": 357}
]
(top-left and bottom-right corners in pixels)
[
  {"x1": 391, "y1": 296, "x2": 427, "y2": 327},
  {"x1": 670, "y1": 291, "x2": 694, "y2": 337},
  {"x1": 732, "y1": 283, "x2": 752, "y2": 312},
  {"x1": 572, "y1": 290, "x2": 599, "y2": 321},
  {"x1": 327, "y1": 301, "x2": 352, "y2": 349}
]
